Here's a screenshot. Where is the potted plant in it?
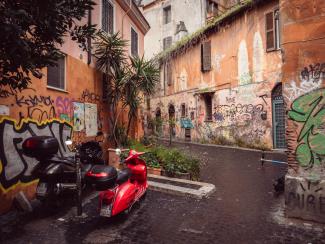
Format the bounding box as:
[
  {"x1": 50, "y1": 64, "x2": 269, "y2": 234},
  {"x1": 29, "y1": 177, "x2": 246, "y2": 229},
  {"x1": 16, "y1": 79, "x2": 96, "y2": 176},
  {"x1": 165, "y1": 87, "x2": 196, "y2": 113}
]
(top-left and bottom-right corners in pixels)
[{"x1": 142, "y1": 152, "x2": 162, "y2": 176}]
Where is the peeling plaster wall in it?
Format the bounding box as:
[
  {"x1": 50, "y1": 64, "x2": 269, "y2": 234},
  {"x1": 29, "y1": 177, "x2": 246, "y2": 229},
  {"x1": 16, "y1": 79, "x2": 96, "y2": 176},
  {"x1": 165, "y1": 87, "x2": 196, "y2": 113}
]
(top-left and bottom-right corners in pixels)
[
  {"x1": 280, "y1": 0, "x2": 325, "y2": 223},
  {"x1": 149, "y1": 1, "x2": 282, "y2": 149},
  {"x1": 142, "y1": 0, "x2": 206, "y2": 59}
]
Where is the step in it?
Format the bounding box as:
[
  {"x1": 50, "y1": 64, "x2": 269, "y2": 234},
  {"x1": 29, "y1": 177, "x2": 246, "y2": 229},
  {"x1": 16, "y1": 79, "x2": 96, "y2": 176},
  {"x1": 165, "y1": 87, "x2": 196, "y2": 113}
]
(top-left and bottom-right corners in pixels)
[{"x1": 147, "y1": 174, "x2": 216, "y2": 199}]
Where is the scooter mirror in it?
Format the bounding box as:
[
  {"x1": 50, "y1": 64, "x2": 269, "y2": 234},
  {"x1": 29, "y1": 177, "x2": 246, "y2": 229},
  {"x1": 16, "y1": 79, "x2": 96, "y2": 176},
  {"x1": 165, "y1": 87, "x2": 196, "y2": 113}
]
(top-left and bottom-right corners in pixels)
[{"x1": 115, "y1": 148, "x2": 121, "y2": 156}]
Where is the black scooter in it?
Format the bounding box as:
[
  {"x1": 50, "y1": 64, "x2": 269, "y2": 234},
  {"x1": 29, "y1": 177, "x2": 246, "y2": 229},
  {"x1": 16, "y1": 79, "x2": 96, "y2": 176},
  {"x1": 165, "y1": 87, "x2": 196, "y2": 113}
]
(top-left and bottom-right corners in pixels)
[{"x1": 22, "y1": 133, "x2": 104, "y2": 205}]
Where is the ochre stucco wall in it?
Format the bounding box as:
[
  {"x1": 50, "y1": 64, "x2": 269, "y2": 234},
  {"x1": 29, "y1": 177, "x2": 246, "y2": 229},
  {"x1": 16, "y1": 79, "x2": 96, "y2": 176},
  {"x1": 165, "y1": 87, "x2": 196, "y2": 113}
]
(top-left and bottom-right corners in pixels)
[
  {"x1": 150, "y1": 0, "x2": 282, "y2": 149},
  {"x1": 0, "y1": 0, "x2": 147, "y2": 214},
  {"x1": 0, "y1": 55, "x2": 109, "y2": 213}
]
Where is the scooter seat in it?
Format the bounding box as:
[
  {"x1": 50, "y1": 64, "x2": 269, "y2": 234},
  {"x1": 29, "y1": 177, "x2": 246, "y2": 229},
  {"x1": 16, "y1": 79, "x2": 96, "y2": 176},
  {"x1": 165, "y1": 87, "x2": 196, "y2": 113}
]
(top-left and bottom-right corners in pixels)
[{"x1": 116, "y1": 168, "x2": 132, "y2": 185}]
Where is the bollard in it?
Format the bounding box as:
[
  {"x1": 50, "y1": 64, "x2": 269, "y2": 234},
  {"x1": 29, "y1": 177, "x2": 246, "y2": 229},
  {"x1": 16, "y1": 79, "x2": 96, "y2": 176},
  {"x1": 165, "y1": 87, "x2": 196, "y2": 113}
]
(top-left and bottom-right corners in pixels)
[{"x1": 75, "y1": 151, "x2": 82, "y2": 216}]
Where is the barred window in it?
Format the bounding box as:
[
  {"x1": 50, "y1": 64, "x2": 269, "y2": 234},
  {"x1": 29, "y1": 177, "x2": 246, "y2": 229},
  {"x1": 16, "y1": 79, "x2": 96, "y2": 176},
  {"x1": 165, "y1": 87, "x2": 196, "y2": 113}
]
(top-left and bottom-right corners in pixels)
[
  {"x1": 102, "y1": 0, "x2": 114, "y2": 34},
  {"x1": 131, "y1": 27, "x2": 138, "y2": 56}
]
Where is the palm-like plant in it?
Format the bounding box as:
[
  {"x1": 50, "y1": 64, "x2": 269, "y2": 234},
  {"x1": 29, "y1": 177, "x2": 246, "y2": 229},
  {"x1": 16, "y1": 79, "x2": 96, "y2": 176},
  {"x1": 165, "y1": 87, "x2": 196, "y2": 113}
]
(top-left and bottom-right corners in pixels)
[
  {"x1": 94, "y1": 32, "x2": 159, "y2": 145},
  {"x1": 94, "y1": 31, "x2": 128, "y2": 146},
  {"x1": 124, "y1": 56, "x2": 160, "y2": 136}
]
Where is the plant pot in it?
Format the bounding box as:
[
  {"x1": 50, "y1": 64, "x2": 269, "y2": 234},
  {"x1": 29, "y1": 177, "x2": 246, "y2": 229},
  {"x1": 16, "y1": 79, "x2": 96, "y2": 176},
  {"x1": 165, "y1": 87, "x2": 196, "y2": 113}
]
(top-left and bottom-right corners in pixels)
[{"x1": 147, "y1": 167, "x2": 162, "y2": 176}]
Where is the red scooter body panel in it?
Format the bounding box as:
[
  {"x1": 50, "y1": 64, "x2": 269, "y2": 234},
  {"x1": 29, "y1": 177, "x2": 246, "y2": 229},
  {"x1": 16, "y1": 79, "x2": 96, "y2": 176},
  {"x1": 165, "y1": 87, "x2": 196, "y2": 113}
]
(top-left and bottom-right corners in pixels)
[
  {"x1": 97, "y1": 149, "x2": 148, "y2": 217},
  {"x1": 111, "y1": 182, "x2": 137, "y2": 216}
]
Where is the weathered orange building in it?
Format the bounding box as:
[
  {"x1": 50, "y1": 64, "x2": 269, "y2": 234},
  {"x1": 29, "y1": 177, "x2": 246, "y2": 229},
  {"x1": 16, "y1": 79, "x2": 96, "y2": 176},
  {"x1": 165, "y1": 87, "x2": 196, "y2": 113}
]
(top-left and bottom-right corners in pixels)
[
  {"x1": 0, "y1": 0, "x2": 149, "y2": 213},
  {"x1": 281, "y1": 0, "x2": 325, "y2": 223},
  {"x1": 149, "y1": 0, "x2": 285, "y2": 150}
]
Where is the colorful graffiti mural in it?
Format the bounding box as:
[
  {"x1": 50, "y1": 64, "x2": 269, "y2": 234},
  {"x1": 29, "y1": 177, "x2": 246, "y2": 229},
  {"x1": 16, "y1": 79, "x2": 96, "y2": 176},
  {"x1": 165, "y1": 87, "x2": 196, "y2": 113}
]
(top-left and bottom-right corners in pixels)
[
  {"x1": 0, "y1": 118, "x2": 72, "y2": 191},
  {"x1": 288, "y1": 88, "x2": 325, "y2": 169}
]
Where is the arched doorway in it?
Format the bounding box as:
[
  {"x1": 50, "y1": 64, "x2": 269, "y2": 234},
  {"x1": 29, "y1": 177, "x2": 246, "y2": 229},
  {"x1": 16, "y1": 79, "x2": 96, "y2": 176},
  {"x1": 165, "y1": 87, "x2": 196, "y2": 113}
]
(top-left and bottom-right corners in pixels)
[
  {"x1": 272, "y1": 83, "x2": 286, "y2": 149},
  {"x1": 168, "y1": 104, "x2": 176, "y2": 137}
]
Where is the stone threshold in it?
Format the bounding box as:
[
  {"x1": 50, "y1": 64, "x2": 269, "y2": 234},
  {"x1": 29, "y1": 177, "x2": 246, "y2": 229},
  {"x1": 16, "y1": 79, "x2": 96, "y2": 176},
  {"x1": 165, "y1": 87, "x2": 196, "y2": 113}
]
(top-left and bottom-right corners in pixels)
[{"x1": 147, "y1": 174, "x2": 216, "y2": 199}]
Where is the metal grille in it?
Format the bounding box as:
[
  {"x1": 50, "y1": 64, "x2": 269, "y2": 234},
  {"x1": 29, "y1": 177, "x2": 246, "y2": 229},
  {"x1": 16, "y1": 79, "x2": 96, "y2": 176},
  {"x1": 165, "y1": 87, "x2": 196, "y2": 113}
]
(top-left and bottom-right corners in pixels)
[
  {"x1": 273, "y1": 99, "x2": 286, "y2": 148},
  {"x1": 102, "y1": 0, "x2": 113, "y2": 34},
  {"x1": 131, "y1": 28, "x2": 138, "y2": 56}
]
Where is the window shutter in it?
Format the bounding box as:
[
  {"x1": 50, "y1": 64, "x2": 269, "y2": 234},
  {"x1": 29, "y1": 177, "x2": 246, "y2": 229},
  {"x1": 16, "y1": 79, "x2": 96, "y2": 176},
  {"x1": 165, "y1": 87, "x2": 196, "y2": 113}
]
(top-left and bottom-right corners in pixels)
[
  {"x1": 201, "y1": 41, "x2": 211, "y2": 72},
  {"x1": 265, "y1": 11, "x2": 275, "y2": 51},
  {"x1": 165, "y1": 62, "x2": 172, "y2": 86},
  {"x1": 163, "y1": 36, "x2": 172, "y2": 50}
]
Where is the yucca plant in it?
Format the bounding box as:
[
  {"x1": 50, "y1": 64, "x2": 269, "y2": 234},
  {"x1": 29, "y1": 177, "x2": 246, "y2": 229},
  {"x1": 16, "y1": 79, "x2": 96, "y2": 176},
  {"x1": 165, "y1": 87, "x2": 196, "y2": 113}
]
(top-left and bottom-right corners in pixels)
[
  {"x1": 94, "y1": 32, "x2": 159, "y2": 146},
  {"x1": 124, "y1": 56, "x2": 160, "y2": 137},
  {"x1": 94, "y1": 31, "x2": 128, "y2": 146}
]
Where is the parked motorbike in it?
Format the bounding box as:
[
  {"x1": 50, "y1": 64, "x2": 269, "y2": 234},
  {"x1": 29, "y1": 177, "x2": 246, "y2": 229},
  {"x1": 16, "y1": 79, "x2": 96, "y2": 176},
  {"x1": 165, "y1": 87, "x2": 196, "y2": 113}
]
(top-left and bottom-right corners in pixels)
[
  {"x1": 22, "y1": 134, "x2": 104, "y2": 204},
  {"x1": 85, "y1": 149, "x2": 148, "y2": 217}
]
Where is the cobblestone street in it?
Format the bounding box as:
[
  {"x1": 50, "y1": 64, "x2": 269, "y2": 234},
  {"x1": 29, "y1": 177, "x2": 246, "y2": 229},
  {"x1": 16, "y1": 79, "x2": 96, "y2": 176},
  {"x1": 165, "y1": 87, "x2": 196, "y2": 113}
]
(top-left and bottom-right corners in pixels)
[{"x1": 1, "y1": 143, "x2": 325, "y2": 244}]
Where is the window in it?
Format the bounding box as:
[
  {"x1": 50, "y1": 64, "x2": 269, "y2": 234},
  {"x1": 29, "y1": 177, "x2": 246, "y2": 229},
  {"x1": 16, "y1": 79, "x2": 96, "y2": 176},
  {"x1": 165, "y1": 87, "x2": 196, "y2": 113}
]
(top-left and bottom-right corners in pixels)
[
  {"x1": 265, "y1": 9, "x2": 280, "y2": 51},
  {"x1": 203, "y1": 94, "x2": 213, "y2": 121},
  {"x1": 181, "y1": 103, "x2": 186, "y2": 117},
  {"x1": 47, "y1": 56, "x2": 65, "y2": 90},
  {"x1": 206, "y1": 0, "x2": 218, "y2": 16},
  {"x1": 163, "y1": 36, "x2": 172, "y2": 50},
  {"x1": 163, "y1": 6, "x2": 171, "y2": 24},
  {"x1": 131, "y1": 27, "x2": 138, "y2": 56},
  {"x1": 164, "y1": 61, "x2": 172, "y2": 86},
  {"x1": 102, "y1": 0, "x2": 114, "y2": 34},
  {"x1": 201, "y1": 40, "x2": 211, "y2": 72}
]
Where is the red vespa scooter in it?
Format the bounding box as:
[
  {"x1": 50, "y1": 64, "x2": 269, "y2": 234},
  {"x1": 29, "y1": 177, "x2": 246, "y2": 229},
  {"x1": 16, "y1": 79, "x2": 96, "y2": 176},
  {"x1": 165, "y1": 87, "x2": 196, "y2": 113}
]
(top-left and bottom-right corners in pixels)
[{"x1": 86, "y1": 149, "x2": 148, "y2": 217}]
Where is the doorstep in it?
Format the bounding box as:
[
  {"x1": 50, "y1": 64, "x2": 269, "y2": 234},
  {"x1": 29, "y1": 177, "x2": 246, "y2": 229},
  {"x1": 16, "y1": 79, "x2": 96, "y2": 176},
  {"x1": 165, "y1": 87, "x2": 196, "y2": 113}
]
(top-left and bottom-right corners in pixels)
[{"x1": 147, "y1": 174, "x2": 215, "y2": 199}]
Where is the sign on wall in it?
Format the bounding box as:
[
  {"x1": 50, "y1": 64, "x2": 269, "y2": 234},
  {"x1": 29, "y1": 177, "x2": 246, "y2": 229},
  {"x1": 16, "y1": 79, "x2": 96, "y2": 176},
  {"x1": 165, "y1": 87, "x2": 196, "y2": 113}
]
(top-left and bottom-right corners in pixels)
[
  {"x1": 85, "y1": 103, "x2": 98, "y2": 136},
  {"x1": 73, "y1": 102, "x2": 85, "y2": 131}
]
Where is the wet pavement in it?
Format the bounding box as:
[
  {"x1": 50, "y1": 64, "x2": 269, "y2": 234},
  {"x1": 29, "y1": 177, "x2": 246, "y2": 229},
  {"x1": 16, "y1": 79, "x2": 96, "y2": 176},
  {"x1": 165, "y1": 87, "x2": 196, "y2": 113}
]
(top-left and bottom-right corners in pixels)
[{"x1": 1, "y1": 142, "x2": 325, "y2": 244}]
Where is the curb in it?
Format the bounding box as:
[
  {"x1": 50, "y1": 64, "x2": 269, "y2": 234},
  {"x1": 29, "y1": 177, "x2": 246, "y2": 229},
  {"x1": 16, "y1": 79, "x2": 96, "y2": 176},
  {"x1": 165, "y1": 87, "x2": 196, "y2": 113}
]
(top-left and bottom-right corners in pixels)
[
  {"x1": 148, "y1": 174, "x2": 216, "y2": 199},
  {"x1": 158, "y1": 138, "x2": 287, "y2": 155}
]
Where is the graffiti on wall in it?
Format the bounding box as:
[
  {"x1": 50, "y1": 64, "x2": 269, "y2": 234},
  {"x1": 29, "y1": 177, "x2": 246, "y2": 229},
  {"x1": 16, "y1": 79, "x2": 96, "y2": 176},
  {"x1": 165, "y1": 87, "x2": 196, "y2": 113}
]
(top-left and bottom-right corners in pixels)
[
  {"x1": 284, "y1": 63, "x2": 324, "y2": 102},
  {"x1": 288, "y1": 88, "x2": 325, "y2": 169},
  {"x1": 55, "y1": 96, "x2": 73, "y2": 122},
  {"x1": 286, "y1": 179, "x2": 325, "y2": 215},
  {"x1": 15, "y1": 94, "x2": 57, "y2": 124},
  {"x1": 0, "y1": 118, "x2": 72, "y2": 191},
  {"x1": 213, "y1": 103, "x2": 265, "y2": 125}
]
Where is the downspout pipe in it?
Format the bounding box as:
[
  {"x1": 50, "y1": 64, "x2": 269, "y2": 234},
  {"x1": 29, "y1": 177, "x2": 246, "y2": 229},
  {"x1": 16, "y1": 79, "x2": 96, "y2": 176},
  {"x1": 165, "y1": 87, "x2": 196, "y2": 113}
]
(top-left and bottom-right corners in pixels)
[{"x1": 87, "y1": 8, "x2": 92, "y2": 65}]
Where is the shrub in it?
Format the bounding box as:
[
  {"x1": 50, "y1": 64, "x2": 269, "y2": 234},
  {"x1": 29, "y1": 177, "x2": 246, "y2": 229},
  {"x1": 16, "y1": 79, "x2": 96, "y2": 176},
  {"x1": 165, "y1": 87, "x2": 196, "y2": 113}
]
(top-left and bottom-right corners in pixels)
[{"x1": 118, "y1": 141, "x2": 200, "y2": 179}]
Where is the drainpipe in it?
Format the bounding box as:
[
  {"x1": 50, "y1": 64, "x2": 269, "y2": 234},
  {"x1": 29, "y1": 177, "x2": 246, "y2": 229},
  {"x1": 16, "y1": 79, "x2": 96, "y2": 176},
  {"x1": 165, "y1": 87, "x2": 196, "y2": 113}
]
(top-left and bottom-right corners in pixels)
[
  {"x1": 87, "y1": 8, "x2": 92, "y2": 65},
  {"x1": 121, "y1": 0, "x2": 133, "y2": 38}
]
